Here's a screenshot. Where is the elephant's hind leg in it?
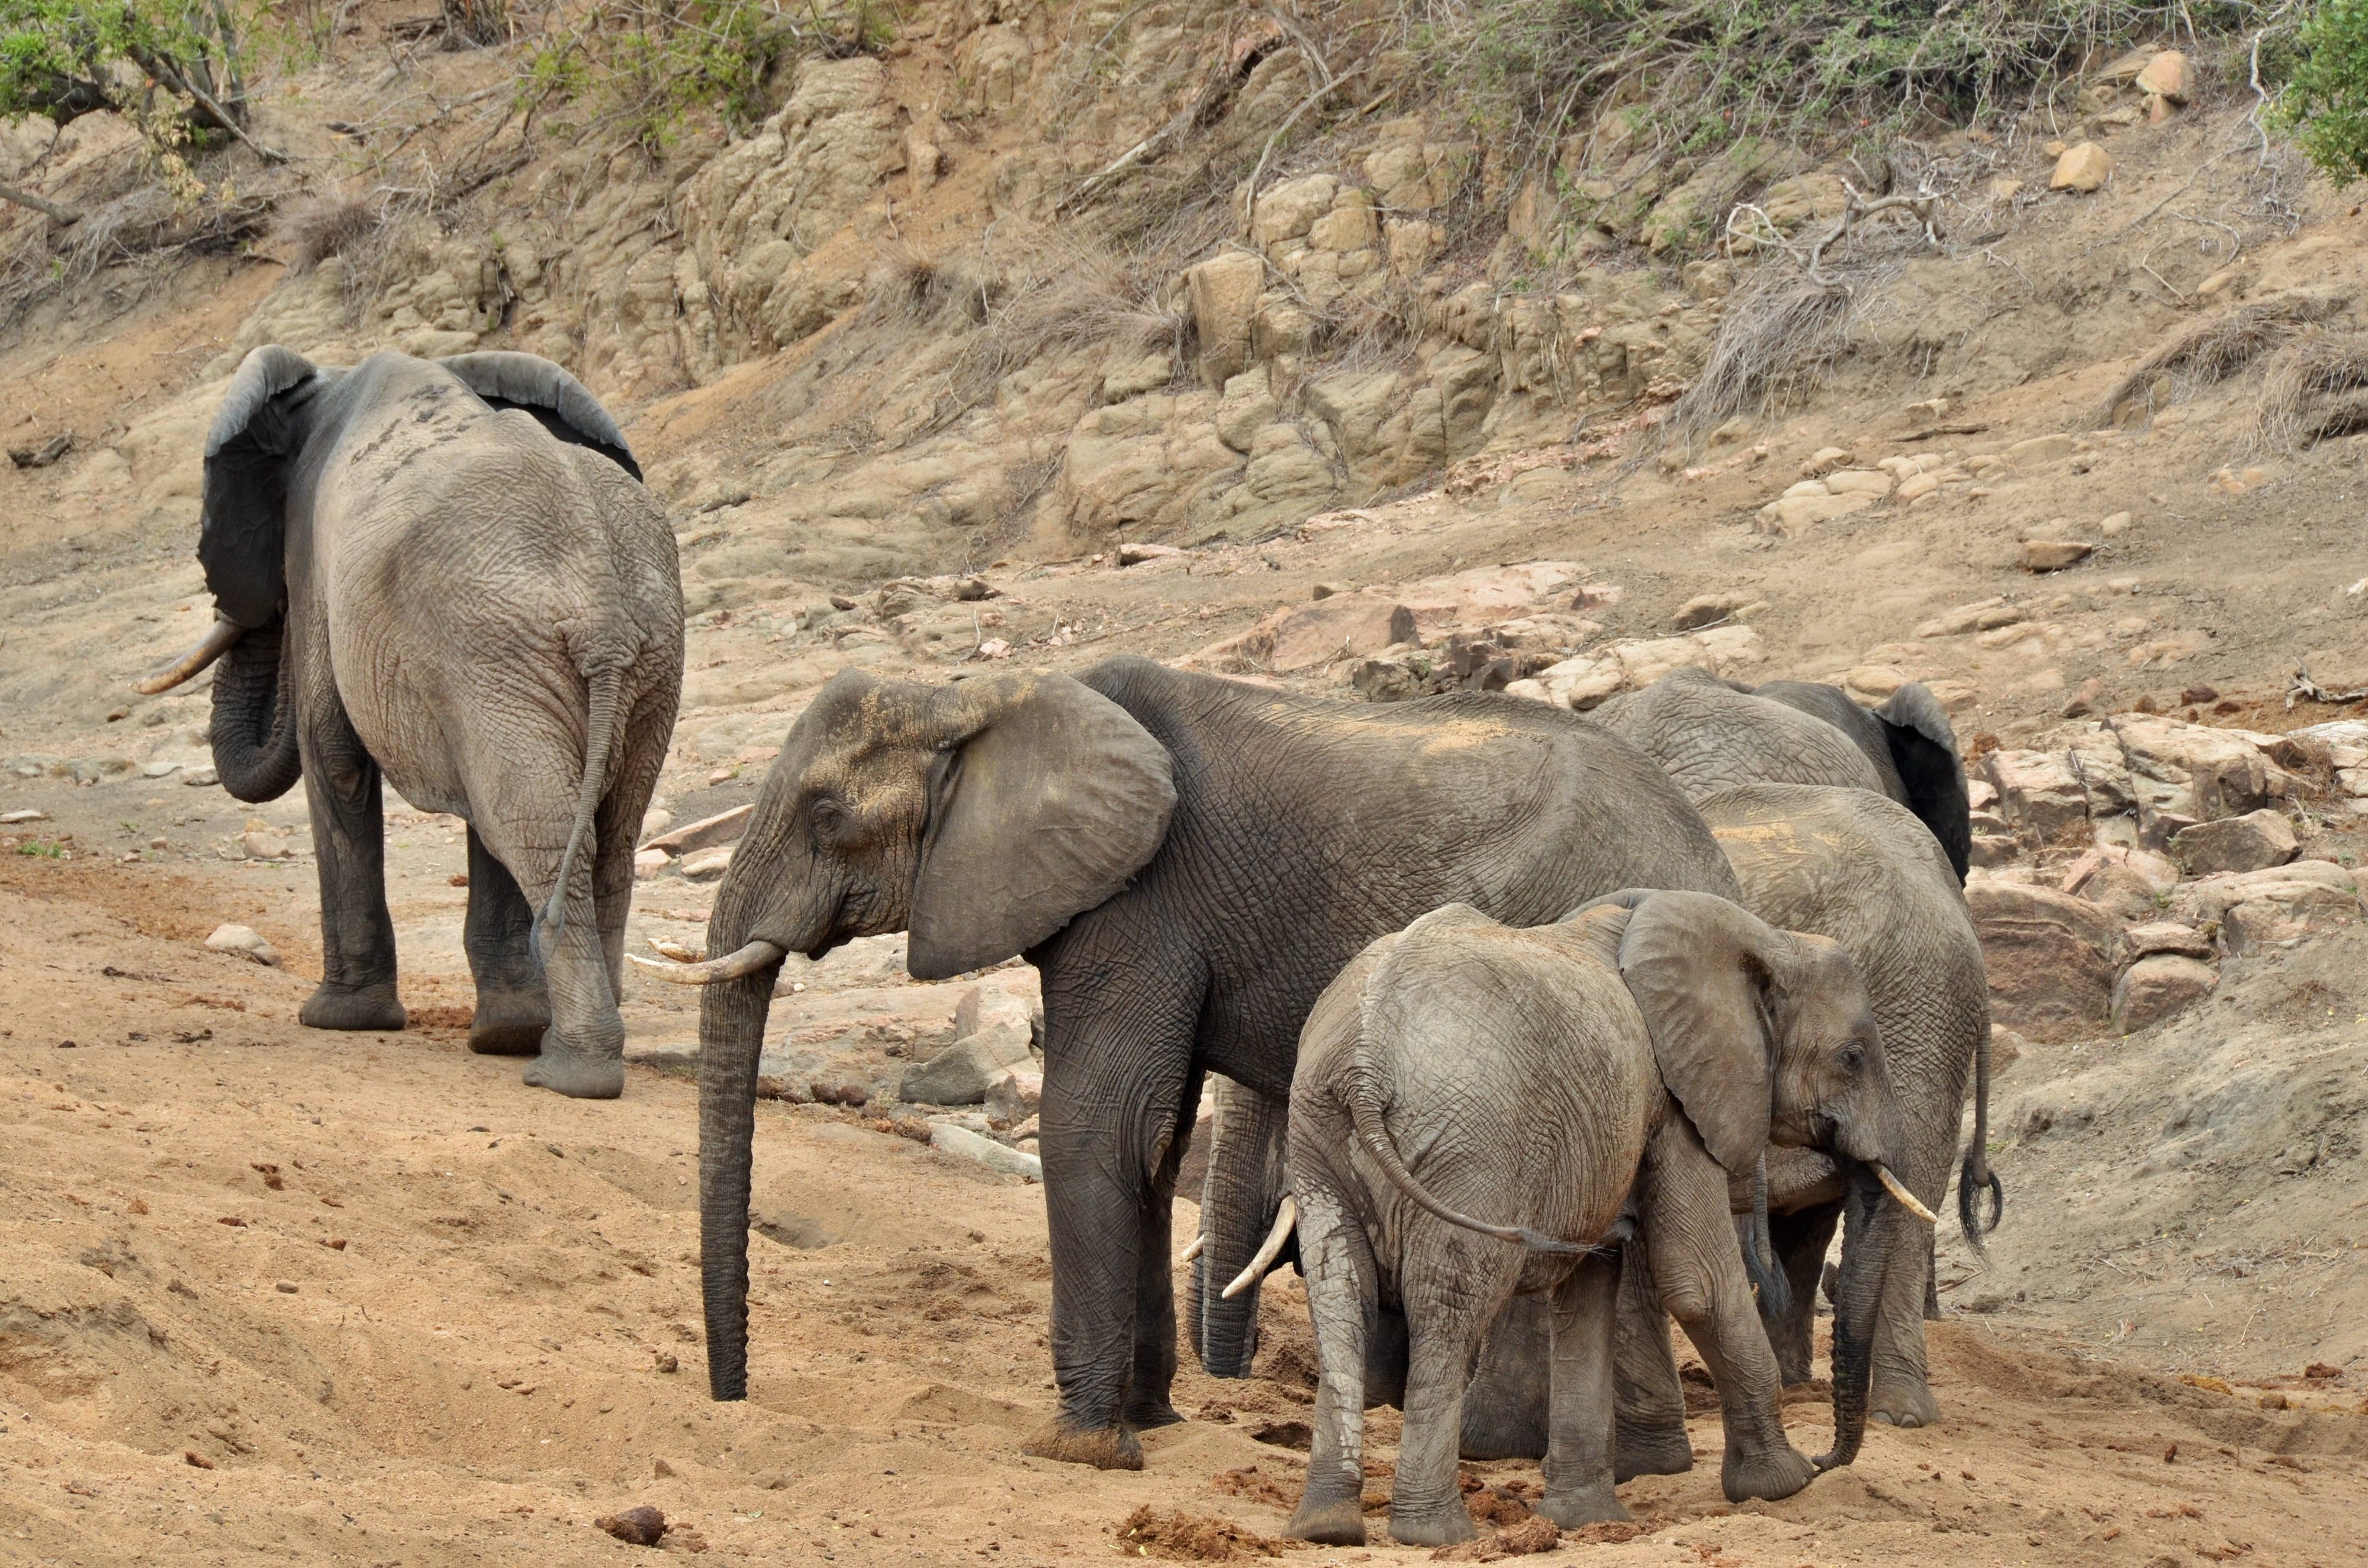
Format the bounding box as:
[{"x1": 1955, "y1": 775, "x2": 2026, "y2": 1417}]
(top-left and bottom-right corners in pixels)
[
  {"x1": 462, "y1": 827, "x2": 549, "y2": 1055},
  {"x1": 1287, "y1": 1183, "x2": 1369, "y2": 1547},
  {"x1": 1541, "y1": 1251, "x2": 1630, "y2": 1527},
  {"x1": 1768, "y1": 1202, "x2": 1842, "y2": 1386},
  {"x1": 1610, "y1": 1247, "x2": 1692, "y2": 1480},
  {"x1": 298, "y1": 705, "x2": 404, "y2": 1033}
]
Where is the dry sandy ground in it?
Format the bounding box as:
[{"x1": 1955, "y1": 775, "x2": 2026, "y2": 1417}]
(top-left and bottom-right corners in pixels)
[{"x1": 4, "y1": 843, "x2": 2368, "y2": 1568}]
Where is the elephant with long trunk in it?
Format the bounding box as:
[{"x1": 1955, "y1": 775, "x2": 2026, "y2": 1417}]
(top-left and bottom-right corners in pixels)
[
  {"x1": 638, "y1": 657, "x2": 1739, "y2": 1466},
  {"x1": 136, "y1": 346, "x2": 682, "y2": 1099},
  {"x1": 1275, "y1": 894, "x2": 1925, "y2": 1546}
]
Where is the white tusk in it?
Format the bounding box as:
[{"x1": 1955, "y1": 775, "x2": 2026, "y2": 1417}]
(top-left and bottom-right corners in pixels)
[
  {"x1": 1177, "y1": 1234, "x2": 1204, "y2": 1265},
  {"x1": 134, "y1": 616, "x2": 243, "y2": 694},
  {"x1": 1872, "y1": 1163, "x2": 1937, "y2": 1225},
  {"x1": 649, "y1": 938, "x2": 702, "y2": 962},
  {"x1": 626, "y1": 939, "x2": 786, "y2": 985},
  {"x1": 1221, "y1": 1194, "x2": 1298, "y2": 1300}
]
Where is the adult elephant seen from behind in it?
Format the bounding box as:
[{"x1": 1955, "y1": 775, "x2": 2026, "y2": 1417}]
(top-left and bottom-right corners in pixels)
[
  {"x1": 1594, "y1": 666, "x2": 1972, "y2": 881},
  {"x1": 639, "y1": 657, "x2": 1741, "y2": 1468},
  {"x1": 135, "y1": 346, "x2": 683, "y2": 1099}
]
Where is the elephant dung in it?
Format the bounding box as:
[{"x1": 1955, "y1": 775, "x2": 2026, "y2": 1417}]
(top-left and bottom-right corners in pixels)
[
  {"x1": 204, "y1": 924, "x2": 281, "y2": 967},
  {"x1": 897, "y1": 1019, "x2": 1034, "y2": 1106},
  {"x1": 929, "y1": 1120, "x2": 1043, "y2": 1180},
  {"x1": 2170, "y1": 810, "x2": 2298, "y2": 875},
  {"x1": 1964, "y1": 878, "x2": 2116, "y2": 1039},
  {"x1": 2112, "y1": 954, "x2": 2218, "y2": 1033},
  {"x1": 985, "y1": 1068, "x2": 1042, "y2": 1125}
]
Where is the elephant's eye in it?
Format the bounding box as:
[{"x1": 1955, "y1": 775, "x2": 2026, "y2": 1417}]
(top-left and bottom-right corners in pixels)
[
  {"x1": 1841, "y1": 1044, "x2": 1866, "y2": 1071},
  {"x1": 809, "y1": 797, "x2": 847, "y2": 842}
]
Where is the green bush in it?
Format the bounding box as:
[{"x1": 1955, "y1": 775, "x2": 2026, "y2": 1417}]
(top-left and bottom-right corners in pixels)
[
  {"x1": 0, "y1": 0, "x2": 256, "y2": 132},
  {"x1": 2276, "y1": 0, "x2": 2368, "y2": 185}
]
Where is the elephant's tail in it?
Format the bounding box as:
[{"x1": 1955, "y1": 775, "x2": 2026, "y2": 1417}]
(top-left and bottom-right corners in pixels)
[
  {"x1": 538, "y1": 662, "x2": 624, "y2": 952},
  {"x1": 1347, "y1": 936, "x2": 1592, "y2": 1258},
  {"x1": 1956, "y1": 1022, "x2": 2003, "y2": 1252}
]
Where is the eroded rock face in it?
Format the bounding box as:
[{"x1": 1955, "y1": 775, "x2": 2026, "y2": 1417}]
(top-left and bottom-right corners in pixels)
[
  {"x1": 2177, "y1": 861, "x2": 2367, "y2": 955},
  {"x1": 2112, "y1": 954, "x2": 2218, "y2": 1033},
  {"x1": 2170, "y1": 810, "x2": 2298, "y2": 875}
]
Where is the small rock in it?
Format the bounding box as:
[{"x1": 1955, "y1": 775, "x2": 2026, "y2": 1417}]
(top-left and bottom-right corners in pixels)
[
  {"x1": 1117, "y1": 541, "x2": 1186, "y2": 566},
  {"x1": 644, "y1": 803, "x2": 754, "y2": 857},
  {"x1": 2122, "y1": 921, "x2": 2214, "y2": 961},
  {"x1": 2100, "y1": 510, "x2": 2132, "y2": 537},
  {"x1": 205, "y1": 924, "x2": 281, "y2": 967},
  {"x1": 2061, "y1": 678, "x2": 2105, "y2": 718},
  {"x1": 1822, "y1": 468, "x2": 1894, "y2": 497},
  {"x1": 986, "y1": 1068, "x2": 1043, "y2": 1124},
  {"x1": 1896, "y1": 471, "x2": 1940, "y2": 503},
  {"x1": 2113, "y1": 954, "x2": 2218, "y2": 1033},
  {"x1": 2051, "y1": 142, "x2": 2113, "y2": 193},
  {"x1": 2020, "y1": 540, "x2": 2094, "y2": 572},
  {"x1": 242, "y1": 830, "x2": 292, "y2": 860},
  {"x1": 1310, "y1": 582, "x2": 1340, "y2": 600},
  {"x1": 640, "y1": 807, "x2": 674, "y2": 841},
  {"x1": 2171, "y1": 810, "x2": 2298, "y2": 875},
  {"x1": 595, "y1": 1505, "x2": 670, "y2": 1546},
  {"x1": 184, "y1": 766, "x2": 218, "y2": 787},
  {"x1": 2135, "y1": 50, "x2": 2192, "y2": 102},
  {"x1": 633, "y1": 847, "x2": 672, "y2": 880},
  {"x1": 1987, "y1": 176, "x2": 2025, "y2": 202},
  {"x1": 1915, "y1": 598, "x2": 2010, "y2": 637},
  {"x1": 898, "y1": 1022, "x2": 1034, "y2": 1106},
  {"x1": 930, "y1": 1121, "x2": 1043, "y2": 1180},
  {"x1": 0, "y1": 808, "x2": 47, "y2": 825},
  {"x1": 140, "y1": 759, "x2": 182, "y2": 778},
  {"x1": 1798, "y1": 446, "x2": 1852, "y2": 476},
  {"x1": 678, "y1": 846, "x2": 733, "y2": 882},
  {"x1": 1670, "y1": 592, "x2": 1750, "y2": 631}
]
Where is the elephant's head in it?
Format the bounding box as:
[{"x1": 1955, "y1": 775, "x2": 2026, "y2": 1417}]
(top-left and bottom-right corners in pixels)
[
  {"x1": 131, "y1": 345, "x2": 640, "y2": 802},
  {"x1": 1609, "y1": 889, "x2": 1927, "y2": 1473},
  {"x1": 639, "y1": 669, "x2": 1178, "y2": 1400}
]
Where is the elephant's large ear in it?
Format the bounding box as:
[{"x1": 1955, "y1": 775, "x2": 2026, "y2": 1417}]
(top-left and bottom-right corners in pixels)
[
  {"x1": 1617, "y1": 891, "x2": 1781, "y2": 1177},
  {"x1": 201, "y1": 346, "x2": 322, "y2": 629},
  {"x1": 1874, "y1": 682, "x2": 1970, "y2": 884},
  {"x1": 438, "y1": 350, "x2": 642, "y2": 479},
  {"x1": 908, "y1": 675, "x2": 1177, "y2": 981}
]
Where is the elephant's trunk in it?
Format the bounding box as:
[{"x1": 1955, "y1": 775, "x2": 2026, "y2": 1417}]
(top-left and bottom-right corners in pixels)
[
  {"x1": 208, "y1": 618, "x2": 301, "y2": 802},
  {"x1": 698, "y1": 964, "x2": 780, "y2": 1400},
  {"x1": 1189, "y1": 1078, "x2": 1291, "y2": 1379},
  {"x1": 1816, "y1": 1162, "x2": 1897, "y2": 1471}
]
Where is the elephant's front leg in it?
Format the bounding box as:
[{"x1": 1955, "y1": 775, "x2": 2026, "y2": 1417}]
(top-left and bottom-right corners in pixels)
[
  {"x1": 1541, "y1": 1250, "x2": 1630, "y2": 1527},
  {"x1": 1868, "y1": 1174, "x2": 1942, "y2": 1429},
  {"x1": 1123, "y1": 1067, "x2": 1200, "y2": 1431},
  {"x1": 462, "y1": 827, "x2": 549, "y2": 1055},
  {"x1": 297, "y1": 711, "x2": 404, "y2": 1032},
  {"x1": 1641, "y1": 1126, "x2": 1813, "y2": 1504},
  {"x1": 1022, "y1": 978, "x2": 1199, "y2": 1470},
  {"x1": 1767, "y1": 1200, "x2": 1842, "y2": 1387}
]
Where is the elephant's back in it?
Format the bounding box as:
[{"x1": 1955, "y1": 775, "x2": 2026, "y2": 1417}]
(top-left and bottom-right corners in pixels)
[{"x1": 1600, "y1": 669, "x2": 1886, "y2": 801}]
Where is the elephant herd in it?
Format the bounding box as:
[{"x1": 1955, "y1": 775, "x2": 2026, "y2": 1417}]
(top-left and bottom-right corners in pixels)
[{"x1": 137, "y1": 347, "x2": 1999, "y2": 1548}]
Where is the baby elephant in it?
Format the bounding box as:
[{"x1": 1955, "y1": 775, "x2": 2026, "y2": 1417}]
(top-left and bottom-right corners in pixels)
[{"x1": 1282, "y1": 891, "x2": 1926, "y2": 1547}]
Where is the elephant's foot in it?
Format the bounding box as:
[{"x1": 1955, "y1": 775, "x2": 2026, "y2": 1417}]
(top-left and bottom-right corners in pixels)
[
  {"x1": 1285, "y1": 1496, "x2": 1366, "y2": 1547},
  {"x1": 522, "y1": 1038, "x2": 623, "y2": 1100},
  {"x1": 1871, "y1": 1376, "x2": 1940, "y2": 1429},
  {"x1": 1021, "y1": 1420, "x2": 1143, "y2": 1471},
  {"x1": 1612, "y1": 1418, "x2": 1693, "y2": 1482},
  {"x1": 301, "y1": 982, "x2": 406, "y2": 1032},
  {"x1": 1540, "y1": 1485, "x2": 1632, "y2": 1528},
  {"x1": 467, "y1": 990, "x2": 550, "y2": 1057},
  {"x1": 1121, "y1": 1395, "x2": 1184, "y2": 1431},
  {"x1": 1722, "y1": 1443, "x2": 1816, "y2": 1503},
  {"x1": 1387, "y1": 1503, "x2": 1477, "y2": 1548}
]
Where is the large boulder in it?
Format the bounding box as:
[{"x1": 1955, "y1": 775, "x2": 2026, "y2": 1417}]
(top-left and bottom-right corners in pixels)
[
  {"x1": 1984, "y1": 749, "x2": 2090, "y2": 842},
  {"x1": 2105, "y1": 714, "x2": 2300, "y2": 846},
  {"x1": 2177, "y1": 861, "x2": 2367, "y2": 955},
  {"x1": 1965, "y1": 878, "x2": 2118, "y2": 1039},
  {"x1": 2112, "y1": 955, "x2": 2218, "y2": 1033},
  {"x1": 2170, "y1": 810, "x2": 2298, "y2": 875}
]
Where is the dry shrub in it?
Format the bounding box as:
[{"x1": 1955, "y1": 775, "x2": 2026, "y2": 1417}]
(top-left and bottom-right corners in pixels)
[
  {"x1": 2256, "y1": 333, "x2": 2368, "y2": 449},
  {"x1": 1115, "y1": 1505, "x2": 1286, "y2": 1560},
  {"x1": 274, "y1": 188, "x2": 389, "y2": 275},
  {"x1": 2087, "y1": 291, "x2": 2353, "y2": 431},
  {"x1": 1662, "y1": 277, "x2": 1854, "y2": 444}
]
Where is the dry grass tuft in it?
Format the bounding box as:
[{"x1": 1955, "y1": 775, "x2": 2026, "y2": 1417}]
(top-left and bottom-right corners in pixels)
[
  {"x1": 2087, "y1": 291, "x2": 2353, "y2": 431},
  {"x1": 273, "y1": 188, "x2": 388, "y2": 275},
  {"x1": 2256, "y1": 333, "x2": 2368, "y2": 449},
  {"x1": 1662, "y1": 278, "x2": 1855, "y2": 445}
]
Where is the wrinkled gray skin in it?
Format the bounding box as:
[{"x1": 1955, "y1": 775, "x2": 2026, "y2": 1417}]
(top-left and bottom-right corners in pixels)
[
  {"x1": 1284, "y1": 895, "x2": 1913, "y2": 1548},
  {"x1": 690, "y1": 658, "x2": 1739, "y2": 1467},
  {"x1": 1594, "y1": 666, "x2": 1973, "y2": 883},
  {"x1": 153, "y1": 346, "x2": 681, "y2": 1099}
]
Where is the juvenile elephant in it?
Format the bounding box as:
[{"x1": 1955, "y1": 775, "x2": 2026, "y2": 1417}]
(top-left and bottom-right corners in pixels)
[
  {"x1": 135, "y1": 347, "x2": 682, "y2": 1099},
  {"x1": 636, "y1": 657, "x2": 1740, "y2": 1466},
  {"x1": 1282, "y1": 894, "x2": 1925, "y2": 1547},
  {"x1": 1594, "y1": 666, "x2": 1971, "y2": 882}
]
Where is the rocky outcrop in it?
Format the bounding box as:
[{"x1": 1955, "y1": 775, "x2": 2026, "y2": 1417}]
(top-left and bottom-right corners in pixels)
[{"x1": 1965, "y1": 877, "x2": 2119, "y2": 1041}]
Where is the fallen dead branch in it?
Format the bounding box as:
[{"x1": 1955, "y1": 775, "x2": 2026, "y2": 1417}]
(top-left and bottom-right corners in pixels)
[{"x1": 2087, "y1": 291, "x2": 2351, "y2": 430}]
